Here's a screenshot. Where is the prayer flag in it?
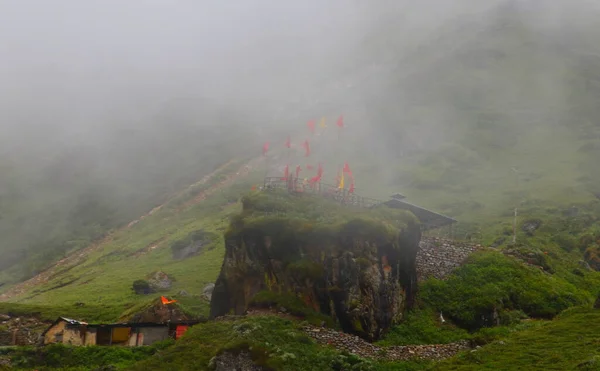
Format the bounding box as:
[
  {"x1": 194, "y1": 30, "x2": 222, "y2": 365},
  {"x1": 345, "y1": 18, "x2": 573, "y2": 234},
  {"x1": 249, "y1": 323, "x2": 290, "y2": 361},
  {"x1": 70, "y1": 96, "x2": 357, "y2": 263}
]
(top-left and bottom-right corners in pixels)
[
  {"x1": 262, "y1": 142, "x2": 269, "y2": 156},
  {"x1": 320, "y1": 117, "x2": 326, "y2": 128},
  {"x1": 338, "y1": 171, "x2": 345, "y2": 189},
  {"x1": 302, "y1": 140, "x2": 311, "y2": 157},
  {"x1": 281, "y1": 165, "x2": 289, "y2": 181},
  {"x1": 295, "y1": 165, "x2": 302, "y2": 178},
  {"x1": 285, "y1": 136, "x2": 291, "y2": 148},
  {"x1": 307, "y1": 120, "x2": 316, "y2": 134},
  {"x1": 336, "y1": 115, "x2": 344, "y2": 128},
  {"x1": 343, "y1": 162, "x2": 353, "y2": 178}
]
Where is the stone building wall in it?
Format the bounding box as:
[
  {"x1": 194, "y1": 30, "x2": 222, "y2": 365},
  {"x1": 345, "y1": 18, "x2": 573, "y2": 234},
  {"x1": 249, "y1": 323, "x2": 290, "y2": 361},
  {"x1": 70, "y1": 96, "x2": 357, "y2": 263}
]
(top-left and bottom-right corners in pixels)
[{"x1": 416, "y1": 237, "x2": 483, "y2": 281}]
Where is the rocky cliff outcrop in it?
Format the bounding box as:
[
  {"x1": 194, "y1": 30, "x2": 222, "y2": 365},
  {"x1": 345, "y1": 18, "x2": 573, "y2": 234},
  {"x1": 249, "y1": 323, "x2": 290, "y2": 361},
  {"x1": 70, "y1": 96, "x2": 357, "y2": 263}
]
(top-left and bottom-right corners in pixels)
[{"x1": 210, "y1": 192, "x2": 421, "y2": 341}]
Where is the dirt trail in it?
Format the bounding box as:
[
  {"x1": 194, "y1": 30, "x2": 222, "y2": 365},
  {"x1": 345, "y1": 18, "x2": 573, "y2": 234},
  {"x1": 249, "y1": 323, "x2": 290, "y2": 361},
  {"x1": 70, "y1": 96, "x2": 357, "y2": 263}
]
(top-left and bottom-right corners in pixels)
[{"x1": 0, "y1": 158, "x2": 263, "y2": 301}]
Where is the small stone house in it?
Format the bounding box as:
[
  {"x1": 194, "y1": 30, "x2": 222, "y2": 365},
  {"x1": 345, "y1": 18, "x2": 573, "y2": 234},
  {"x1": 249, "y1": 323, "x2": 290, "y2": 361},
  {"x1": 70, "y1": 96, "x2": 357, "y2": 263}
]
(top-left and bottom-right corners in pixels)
[{"x1": 41, "y1": 317, "x2": 199, "y2": 346}]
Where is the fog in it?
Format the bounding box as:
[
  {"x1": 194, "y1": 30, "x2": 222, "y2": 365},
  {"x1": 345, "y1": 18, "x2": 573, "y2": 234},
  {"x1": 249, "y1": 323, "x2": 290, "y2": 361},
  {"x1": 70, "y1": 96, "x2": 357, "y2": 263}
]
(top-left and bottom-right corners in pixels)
[{"x1": 1, "y1": 0, "x2": 600, "y2": 280}]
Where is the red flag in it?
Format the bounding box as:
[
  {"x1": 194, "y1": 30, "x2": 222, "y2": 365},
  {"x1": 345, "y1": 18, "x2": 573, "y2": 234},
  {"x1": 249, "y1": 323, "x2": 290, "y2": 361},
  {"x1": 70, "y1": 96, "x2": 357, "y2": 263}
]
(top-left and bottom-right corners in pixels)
[
  {"x1": 306, "y1": 164, "x2": 314, "y2": 171},
  {"x1": 310, "y1": 163, "x2": 323, "y2": 184},
  {"x1": 343, "y1": 162, "x2": 353, "y2": 178},
  {"x1": 336, "y1": 115, "x2": 344, "y2": 128},
  {"x1": 302, "y1": 140, "x2": 311, "y2": 157},
  {"x1": 295, "y1": 165, "x2": 302, "y2": 178},
  {"x1": 262, "y1": 142, "x2": 269, "y2": 156},
  {"x1": 284, "y1": 136, "x2": 291, "y2": 149},
  {"x1": 349, "y1": 182, "x2": 355, "y2": 194},
  {"x1": 307, "y1": 120, "x2": 316, "y2": 134},
  {"x1": 281, "y1": 165, "x2": 289, "y2": 180}
]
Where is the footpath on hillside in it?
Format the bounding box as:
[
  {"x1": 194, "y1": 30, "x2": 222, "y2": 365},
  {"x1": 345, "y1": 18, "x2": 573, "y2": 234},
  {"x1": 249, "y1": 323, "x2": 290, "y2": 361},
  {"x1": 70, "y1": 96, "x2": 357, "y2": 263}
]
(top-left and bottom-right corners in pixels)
[
  {"x1": 0, "y1": 158, "x2": 262, "y2": 301},
  {"x1": 244, "y1": 309, "x2": 471, "y2": 362}
]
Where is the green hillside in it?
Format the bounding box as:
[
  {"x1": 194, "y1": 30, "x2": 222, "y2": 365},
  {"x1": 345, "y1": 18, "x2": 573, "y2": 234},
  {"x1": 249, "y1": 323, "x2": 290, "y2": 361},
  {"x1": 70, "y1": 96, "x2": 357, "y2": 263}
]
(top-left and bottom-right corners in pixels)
[{"x1": 1, "y1": 1, "x2": 600, "y2": 370}]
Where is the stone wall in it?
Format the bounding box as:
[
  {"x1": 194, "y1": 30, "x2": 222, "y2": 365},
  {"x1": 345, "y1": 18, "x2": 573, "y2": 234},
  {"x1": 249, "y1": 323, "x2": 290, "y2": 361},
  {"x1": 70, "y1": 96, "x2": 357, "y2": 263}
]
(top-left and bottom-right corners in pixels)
[
  {"x1": 416, "y1": 237, "x2": 483, "y2": 281},
  {"x1": 0, "y1": 315, "x2": 47, "y2": 346}
]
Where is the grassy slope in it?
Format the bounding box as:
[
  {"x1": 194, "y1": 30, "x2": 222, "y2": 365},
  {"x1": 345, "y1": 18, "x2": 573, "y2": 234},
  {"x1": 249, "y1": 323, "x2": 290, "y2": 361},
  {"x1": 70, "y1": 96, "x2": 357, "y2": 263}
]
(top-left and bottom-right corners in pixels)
[
  {"x1": 434, "y1": 307, "x2": 600, "y2": 371},
  {"x1": 0, "y1": 160, "x2": 264, "y2": 321},
  {"x1": 129, "y1": 315, "x2": 427, "y2": 371}
]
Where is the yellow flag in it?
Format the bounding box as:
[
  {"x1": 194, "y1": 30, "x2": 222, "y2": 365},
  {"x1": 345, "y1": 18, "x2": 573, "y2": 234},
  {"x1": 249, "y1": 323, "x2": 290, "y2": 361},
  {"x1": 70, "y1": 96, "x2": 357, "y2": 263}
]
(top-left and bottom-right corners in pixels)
[
  {"x1": 320, "y1": 117, "x2": 327, "y2": 128},
  {"x1": 338, "y1": 171, "x2": 344, "y2": 189}
]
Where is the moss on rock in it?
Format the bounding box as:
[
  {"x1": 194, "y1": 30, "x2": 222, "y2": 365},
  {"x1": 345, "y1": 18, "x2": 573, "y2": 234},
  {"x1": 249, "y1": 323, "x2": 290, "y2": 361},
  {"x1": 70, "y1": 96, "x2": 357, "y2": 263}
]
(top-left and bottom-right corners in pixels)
[{"x1": 210, "y1": 191, "x2": 421, "y2": 340}]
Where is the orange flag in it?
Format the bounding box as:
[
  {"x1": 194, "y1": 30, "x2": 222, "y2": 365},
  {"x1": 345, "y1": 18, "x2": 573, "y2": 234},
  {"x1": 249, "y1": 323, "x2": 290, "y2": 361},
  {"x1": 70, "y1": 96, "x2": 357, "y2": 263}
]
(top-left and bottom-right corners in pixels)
[{"x1": 161, "y1": 296, "x2": 177, "y2": 305}]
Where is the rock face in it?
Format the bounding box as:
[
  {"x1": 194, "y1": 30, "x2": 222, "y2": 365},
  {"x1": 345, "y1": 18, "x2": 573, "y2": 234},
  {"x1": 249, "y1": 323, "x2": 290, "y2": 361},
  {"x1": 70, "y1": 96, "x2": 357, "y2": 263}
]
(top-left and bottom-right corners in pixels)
[{"x1": 210, "y1": 195, "x2": 421, "y2": 341}]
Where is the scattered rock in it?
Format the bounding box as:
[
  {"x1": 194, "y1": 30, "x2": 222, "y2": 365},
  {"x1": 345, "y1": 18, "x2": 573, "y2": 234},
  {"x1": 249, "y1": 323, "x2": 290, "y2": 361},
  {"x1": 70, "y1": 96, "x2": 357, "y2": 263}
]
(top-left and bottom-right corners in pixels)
[
  {"x1": 302, "y1": 324, "x2": 470, "y2": 361},
  {"x1": 210, "y1": 351, "x2": 264, "y2": 371},
  {"x1": 202, "y1": 283, "x2": 215, "y2": 301},
  {"x1": 179, "y1": 290, "x2": 190, "y2": 297},
  {"x1": 522, "y1": 219, "x2": 542, "y2": 235},
  {"x1": 0, "y1": 314, "x2": 10, "y2": 321},
  {"x1": 0, "y1": 316, "x2": 48, "y2": 346},
  {"x1": 417, "y1": 237, "x2": 482, "y2": 281},
  {"x1": 147, "y1": 271, "x2": 173, "y2": 291}
]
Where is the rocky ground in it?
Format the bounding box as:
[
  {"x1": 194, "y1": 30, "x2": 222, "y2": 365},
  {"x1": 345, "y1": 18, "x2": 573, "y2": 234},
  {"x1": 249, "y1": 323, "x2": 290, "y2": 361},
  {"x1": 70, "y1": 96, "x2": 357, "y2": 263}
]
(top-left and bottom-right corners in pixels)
[
  {"x1": 245, "y1": 309, "x2": 471, "y2": 362},
  {"x1": 303, "y1": 325, "x2": 470, "y2": 361},
  {"x1": 0, "y1": 314, "x2": 48, "y2": 346}
]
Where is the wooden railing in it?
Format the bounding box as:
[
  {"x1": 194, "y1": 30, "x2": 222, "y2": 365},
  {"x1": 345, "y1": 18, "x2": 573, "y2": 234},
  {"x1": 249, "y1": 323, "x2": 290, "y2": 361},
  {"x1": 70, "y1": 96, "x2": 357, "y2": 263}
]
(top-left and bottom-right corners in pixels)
[{"x1": 262, "y1": 177, "x2": 383, "y2": 208}]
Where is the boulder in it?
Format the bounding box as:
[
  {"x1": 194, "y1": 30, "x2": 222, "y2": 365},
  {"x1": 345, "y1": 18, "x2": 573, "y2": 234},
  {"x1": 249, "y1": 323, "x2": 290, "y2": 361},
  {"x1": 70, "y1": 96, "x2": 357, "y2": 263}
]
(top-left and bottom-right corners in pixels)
[
  {"x1": 147, "y1": 271, "x2": 173, "y2": 291},
  {"x1": 202, "y1": 283, "x2": 215, "y2": 301}
]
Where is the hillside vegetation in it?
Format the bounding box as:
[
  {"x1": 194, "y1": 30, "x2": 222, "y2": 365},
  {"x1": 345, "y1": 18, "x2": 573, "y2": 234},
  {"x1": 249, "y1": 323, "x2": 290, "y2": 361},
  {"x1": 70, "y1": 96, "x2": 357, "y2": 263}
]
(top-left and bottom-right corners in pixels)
[{"x1": 1, "y1": 2, "x2": 600, "y2": 370}]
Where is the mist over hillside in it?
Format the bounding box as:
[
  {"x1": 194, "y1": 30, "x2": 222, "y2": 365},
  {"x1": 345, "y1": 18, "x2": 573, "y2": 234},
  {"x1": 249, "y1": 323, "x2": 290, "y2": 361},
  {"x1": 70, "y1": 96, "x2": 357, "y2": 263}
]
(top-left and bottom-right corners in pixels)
[{"x1": 1, "y1": 0, "x2": 600, "y2": 283}]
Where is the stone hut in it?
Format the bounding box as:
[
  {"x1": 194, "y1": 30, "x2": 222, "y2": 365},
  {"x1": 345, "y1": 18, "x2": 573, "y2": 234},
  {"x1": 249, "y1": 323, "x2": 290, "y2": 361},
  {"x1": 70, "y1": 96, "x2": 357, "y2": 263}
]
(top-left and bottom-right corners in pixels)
[{"x1": 41, "y1": 317, "x2": 200, "y2": 347}]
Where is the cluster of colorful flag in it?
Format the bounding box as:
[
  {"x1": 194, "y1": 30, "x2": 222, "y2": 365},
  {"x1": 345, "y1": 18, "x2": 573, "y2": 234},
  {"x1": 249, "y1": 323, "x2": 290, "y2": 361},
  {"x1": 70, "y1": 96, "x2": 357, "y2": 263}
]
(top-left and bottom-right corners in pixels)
[{"x1": 261, "y1": 114, "x2": 353, "y2": 193}]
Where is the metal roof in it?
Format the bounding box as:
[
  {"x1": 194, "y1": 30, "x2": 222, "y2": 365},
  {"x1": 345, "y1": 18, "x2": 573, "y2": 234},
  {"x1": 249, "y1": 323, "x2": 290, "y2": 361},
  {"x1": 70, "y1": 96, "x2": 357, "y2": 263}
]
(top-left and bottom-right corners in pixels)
[
  {"x1": 41, "y1": 317, "x2": 88, "y2": 336},
  {"x1": 382, "y1": 197, "x2": 457, "y2": 231}
]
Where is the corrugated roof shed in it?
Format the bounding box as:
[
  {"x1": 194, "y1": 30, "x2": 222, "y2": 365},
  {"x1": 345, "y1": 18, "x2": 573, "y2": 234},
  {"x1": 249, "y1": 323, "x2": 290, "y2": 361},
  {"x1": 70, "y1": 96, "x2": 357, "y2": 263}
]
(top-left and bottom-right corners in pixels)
[{"x1": 382, "y1": 196, "x2": 457, "y2": 231}]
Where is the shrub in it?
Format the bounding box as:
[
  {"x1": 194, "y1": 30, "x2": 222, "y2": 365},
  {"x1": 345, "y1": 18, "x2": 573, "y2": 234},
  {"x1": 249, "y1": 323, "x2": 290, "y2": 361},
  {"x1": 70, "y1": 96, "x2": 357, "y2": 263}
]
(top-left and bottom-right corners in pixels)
[
  {"x1": 420, "y1": 251, "x2": 589, "y2": 330},
  {"x1": 376, "y1": 308, "x2": 471, "y2": 346},
  {"x1": 132, "y1": 279, "x2": 153, "y2": 295},
  {"x1": 250, "y1": 291, "x2": 333, "y2": 327}
]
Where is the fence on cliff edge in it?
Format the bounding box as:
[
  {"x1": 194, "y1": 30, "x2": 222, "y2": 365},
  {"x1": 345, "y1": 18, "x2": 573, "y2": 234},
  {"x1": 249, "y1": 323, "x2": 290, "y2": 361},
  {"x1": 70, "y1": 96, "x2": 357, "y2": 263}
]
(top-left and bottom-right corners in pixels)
[{"x1": 262, "y1": 176, "x2": 383, "y2": 209}]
